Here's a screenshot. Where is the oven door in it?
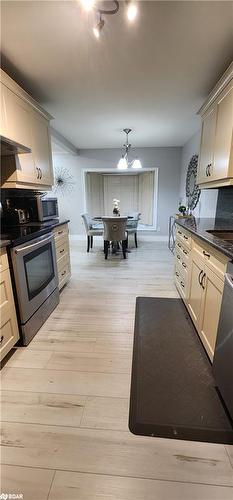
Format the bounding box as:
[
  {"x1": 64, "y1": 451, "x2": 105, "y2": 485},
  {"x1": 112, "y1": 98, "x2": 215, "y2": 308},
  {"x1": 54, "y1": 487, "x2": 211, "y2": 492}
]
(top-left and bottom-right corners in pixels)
[{"x1": 11, "y1": 233, "x2": 58, "y2": 324}]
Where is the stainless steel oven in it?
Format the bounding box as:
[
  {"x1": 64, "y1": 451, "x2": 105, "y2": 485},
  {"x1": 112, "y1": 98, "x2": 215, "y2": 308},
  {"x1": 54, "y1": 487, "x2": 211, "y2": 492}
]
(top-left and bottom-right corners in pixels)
[{"x1": 11, "y1": 233, "x2": 59, "y2": 345}]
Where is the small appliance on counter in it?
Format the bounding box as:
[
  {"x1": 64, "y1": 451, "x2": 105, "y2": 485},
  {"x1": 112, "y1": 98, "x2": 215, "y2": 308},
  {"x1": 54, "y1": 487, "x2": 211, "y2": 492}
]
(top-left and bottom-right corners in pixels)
[
  {"x1": 213, "y1": 261, "x2": 233, "y2": 421},
  {"x1": 1, "y1": 191, "x2": 59, "y2": 224}
]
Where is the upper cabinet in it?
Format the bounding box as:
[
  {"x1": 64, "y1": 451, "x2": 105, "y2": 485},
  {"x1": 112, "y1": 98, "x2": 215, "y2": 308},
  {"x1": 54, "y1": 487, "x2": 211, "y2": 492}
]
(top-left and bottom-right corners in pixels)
[
  {"x1": 0, "y1": 70, "x2": 54, "y2": 190},
  {"x1": 197, "y1": 63, "x2": 233, "y2": 188}
]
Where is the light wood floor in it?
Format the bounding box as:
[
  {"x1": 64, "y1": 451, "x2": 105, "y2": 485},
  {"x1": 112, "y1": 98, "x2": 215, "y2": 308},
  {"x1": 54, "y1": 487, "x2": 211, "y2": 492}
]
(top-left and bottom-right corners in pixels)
[{"x1": 1, "y1": 237, "x2": 233, "y2": 499}]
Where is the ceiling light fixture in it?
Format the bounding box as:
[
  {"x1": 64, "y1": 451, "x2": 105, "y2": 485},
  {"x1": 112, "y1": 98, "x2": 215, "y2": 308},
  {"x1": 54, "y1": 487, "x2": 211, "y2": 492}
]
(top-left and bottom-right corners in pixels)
[
  {"x1": 80, "y1": 1, "x2": 139, "y2": 37},
  {"x1": 117, "y1": 129, "x2": 142, "y2": 170},
  {"x1": 81, "y1": 0, "x2": 95, "y2": 12},
  {"x1": 126, "y1": 2, "x2": 138, "y2": 22},
  {"x1": 93, "y1": 15, "x2": 104, "y2": 38}
]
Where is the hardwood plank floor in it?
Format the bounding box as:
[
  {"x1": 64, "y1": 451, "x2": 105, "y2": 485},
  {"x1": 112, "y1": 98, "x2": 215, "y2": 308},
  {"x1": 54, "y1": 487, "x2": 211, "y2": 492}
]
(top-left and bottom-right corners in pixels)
[{"x1": 1, "y1": 237, "x2": 233, "y2": 499}]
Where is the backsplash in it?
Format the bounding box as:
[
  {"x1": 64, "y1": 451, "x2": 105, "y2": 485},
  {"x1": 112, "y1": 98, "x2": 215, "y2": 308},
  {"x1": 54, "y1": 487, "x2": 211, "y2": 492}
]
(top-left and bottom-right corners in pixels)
[{"x1": 216, "y1": 187, "x2": 233, "y2": 219}]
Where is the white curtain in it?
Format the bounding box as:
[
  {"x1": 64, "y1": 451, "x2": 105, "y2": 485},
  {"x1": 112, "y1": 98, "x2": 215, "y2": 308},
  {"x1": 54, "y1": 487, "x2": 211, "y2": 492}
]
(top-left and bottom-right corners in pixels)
[
  {"x1": 85, "y1": 172, "x2": 104, "y2": 216},
  {"x1": 103, "y1": 174, "x2": 139, "y2": 215},
  {"x1": 138, "y1": 171, "x2": 155, "y2": 225}
]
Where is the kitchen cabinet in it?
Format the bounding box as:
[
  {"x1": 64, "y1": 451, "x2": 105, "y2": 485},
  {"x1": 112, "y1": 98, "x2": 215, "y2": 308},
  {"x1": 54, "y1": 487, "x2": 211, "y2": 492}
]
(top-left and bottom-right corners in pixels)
[
  {"x1": 31, "y1": 110, "x2": 54, "y2": 186},
  {"x1": 197, "y1": 106, "x2": 217, "y2": 184},
  {"x1": 199, "y1": 267, "x2": 224, "y2": 360},
  {"x1": 174, "y1": 225, "x2": 230, "y2": 361},
  {"x1": 0, "y1": 70, "x2": 54, "y2": 190},
  {"x1": 0, "y1": 248, "x2": 19, "y2": 362},
  {"x1": 187, "y1": 248, "x2": 203, "y2": 330},
  {"x1": 52, "y1": 224, "x2": 71, "y2": 290},
  {"x1": 197, "y1": 63, "x2": 233, "y2": 188}
]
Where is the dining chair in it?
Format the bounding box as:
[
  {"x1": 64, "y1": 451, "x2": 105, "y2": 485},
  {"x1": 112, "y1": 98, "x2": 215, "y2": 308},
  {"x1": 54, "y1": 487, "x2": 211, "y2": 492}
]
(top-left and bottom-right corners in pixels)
[
  {"x1": 102, "y1": 217, "x2": 128, "y2": 260},
  {"x1": 81, "y1": 213, "x2": 103, "y2": 252},
  {"x1": 126, "y1": 212, "x2": 141, "y2": 248}
]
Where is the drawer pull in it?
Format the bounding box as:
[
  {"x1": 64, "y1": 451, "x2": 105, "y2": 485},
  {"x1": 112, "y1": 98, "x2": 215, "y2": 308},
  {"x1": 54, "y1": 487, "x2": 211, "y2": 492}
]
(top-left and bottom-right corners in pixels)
[
  {"x1": 59, "y1": 249, "x2": 65, "y2": 254},
  {"x1": 58, "y1": 230, "x2": 63, "y2": 235},
  {"x1": 61, "y1": 270, "x2": 67, "y2": 277},
  {"x1": 177, "y1": 255, "x2": 181, "y2": 260},
  {"x1": 203, "y1": 250, "x2": 210, "y2": 258},
  {"x1": 178, "y1": 230, "x2": 182, "y2": 235},
  {"x1": 177, "y1": 242, "x2": 181, "y2": 248},
  {"x1": 183, "y1": 249, "x2": 188, "y2": 255},
  {"x1": 198, "y1": 270, "x2": 204, "y2": 286},
  {"x1": 182, "y1": 262, "x2": 187, "y2": 268},
  {"x1": 0, "y1": 335, "x2": 4, "y2": 344},
  {"x1": 201, "y1": 272, "x2": 206, "y2": 290},
  {"x1": 180, "y1": 281, "x2": 185, "y2": 288},
  {"x1": 175, "y1": 271, "x2": 179, "y2": 277},
  {"x1": 183, "y1": 235, "x2": 188, "y2": 240}
]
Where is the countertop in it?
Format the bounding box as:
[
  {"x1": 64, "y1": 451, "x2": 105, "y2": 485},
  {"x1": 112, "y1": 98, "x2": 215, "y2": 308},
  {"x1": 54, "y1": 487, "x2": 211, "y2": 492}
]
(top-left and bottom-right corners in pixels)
[
  {"x1": 176, "y1": 217, "x2": 233, "y2": 260},
  {"x1": 0, "y1": 219, "x2": 70, "y2": 248}
]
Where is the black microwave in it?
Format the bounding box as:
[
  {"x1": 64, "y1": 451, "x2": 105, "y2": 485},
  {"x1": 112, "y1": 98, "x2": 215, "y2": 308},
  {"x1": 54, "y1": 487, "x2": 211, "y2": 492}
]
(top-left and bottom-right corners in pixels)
[{"x1": 36, "y1": 196, "x2": 59, "y2": 221}]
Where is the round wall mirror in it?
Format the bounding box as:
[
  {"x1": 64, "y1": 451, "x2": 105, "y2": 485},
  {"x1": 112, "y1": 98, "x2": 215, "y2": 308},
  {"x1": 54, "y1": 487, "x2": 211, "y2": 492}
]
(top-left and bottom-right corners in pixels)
[{"x1": 185, "y1": 154, "x2": 200, "y2": 211}]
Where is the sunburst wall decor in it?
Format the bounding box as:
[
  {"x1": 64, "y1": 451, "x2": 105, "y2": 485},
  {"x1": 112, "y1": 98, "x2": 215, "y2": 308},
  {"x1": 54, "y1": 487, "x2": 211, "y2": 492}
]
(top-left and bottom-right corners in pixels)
[{"x1": 53, "y1": 166, "x2": 75, "y2": 196}]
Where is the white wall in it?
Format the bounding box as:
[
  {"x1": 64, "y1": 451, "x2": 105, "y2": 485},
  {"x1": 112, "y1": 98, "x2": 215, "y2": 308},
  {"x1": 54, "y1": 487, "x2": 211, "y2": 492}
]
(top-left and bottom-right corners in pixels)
[
  {"x1": 52, "y1": 147, "x2": 182, "y2": 236},
  {"x1": 180, "y1": 131, "x2": 218, "y2": 218}
]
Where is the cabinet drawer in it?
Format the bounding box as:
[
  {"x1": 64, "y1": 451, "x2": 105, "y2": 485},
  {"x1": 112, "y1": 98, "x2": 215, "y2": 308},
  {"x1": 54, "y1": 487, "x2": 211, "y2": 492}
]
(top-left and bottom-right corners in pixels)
[
  {"x1": 0, "y1": 249, "x2": 9, "y2": 273},
  {"x1": 53, "y1": 224, "x2": 69, "y2": 242},
  {"x1": 57, "y1": 252, "x2": 70, "y2": 273},
  {"x1": 174, "y1": 268, "x2": 186, "y2": 300},
  {"x1": 0, "y1": 318, "x2": 18, "y2": 361},
  {"x1": 176, "y1": 226, "x2": 191, "y2": 249},
  {"x1": 176, "y1": 241, "x2": 190, "y2": 263},
  {"x1": 192, "y1": 237, "x2": 229, "y2": 279},
  {"x1": 176, "y1": 255, "x2": 189, "y2": 280},
  {"x1": 58, "y1": 260, "x2": 71, "y2": 290},
  {"x1": 56, "y1": 239, "x2": 69, "y2": 262}
]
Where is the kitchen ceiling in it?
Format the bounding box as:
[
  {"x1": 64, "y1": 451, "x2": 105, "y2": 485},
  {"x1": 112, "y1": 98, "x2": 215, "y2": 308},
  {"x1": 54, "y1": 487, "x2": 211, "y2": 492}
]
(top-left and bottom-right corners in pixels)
[{"x1": 1, "y1": 1, "x2": 233, "y2": 149}]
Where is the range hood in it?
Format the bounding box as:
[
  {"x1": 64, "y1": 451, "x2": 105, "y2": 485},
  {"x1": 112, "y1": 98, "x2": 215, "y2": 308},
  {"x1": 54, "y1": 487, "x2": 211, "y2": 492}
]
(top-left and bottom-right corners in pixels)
[{"x1": 1, "y1": 136, "x2": 31, "y2": 156}]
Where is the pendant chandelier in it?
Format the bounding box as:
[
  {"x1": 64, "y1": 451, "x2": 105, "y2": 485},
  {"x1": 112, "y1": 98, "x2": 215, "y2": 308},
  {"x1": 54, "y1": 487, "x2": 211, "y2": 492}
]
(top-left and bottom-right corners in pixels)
[
  {"x1": 80, "y1": 1, "x2": 138, "y2": 38},
  {"x1": 117, "y1": 129, "x2": 142, "y2": 170}
]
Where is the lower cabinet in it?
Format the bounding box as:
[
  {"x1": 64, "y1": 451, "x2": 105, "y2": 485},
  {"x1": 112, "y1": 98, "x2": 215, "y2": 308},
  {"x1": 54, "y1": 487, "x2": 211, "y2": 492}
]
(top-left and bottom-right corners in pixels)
[
  {"x1": 0, "y1": 248, "x2": 19, "y2": 362},
  {"x1": 52, "y1": 224, "x2": 71, "y2": 290},
  {"x1": 198, "y1": 268, "x2": 224, "y2": 361},
  {"x1": 174, "y1": 226, "x2": 229, "y2": 362}
]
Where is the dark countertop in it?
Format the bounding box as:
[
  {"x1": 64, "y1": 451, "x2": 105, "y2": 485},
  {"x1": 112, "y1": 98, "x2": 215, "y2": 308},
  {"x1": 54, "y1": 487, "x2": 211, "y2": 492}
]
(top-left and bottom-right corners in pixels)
[
  {"x1": 176, "y1": 217, "x2": 233, "y2": 260},
  {"x1": 1, "y1": 219, "x2": 70, "y2": 248}
]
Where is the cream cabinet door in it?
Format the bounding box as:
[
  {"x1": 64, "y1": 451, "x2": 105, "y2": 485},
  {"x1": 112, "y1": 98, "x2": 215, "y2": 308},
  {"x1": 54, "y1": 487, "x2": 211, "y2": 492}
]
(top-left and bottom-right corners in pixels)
[
  {"x1": 0, "y1": 267, "x2": 20, "y2": 362},
  {"x1": 198, "y1": 267, "x2": 223, "y2": 361},
  {"x1": 212, "y1": 82, "x2": 233, "y2": 181},
  {"x1": 0, "y1": 84, "x2": 7, "y2": 137},
  {"x1": 31, "y1": 111, "x2": 54, "y2": 187},
  {"x1": 197, "y1": 106, "x2": 217, "y2": 184},
  {"x1": 187, "y1": 249, "x2": 204, "y2": 330},
  {"x1": 2, "y1": 84, "x2": 32, "y2": 148}
]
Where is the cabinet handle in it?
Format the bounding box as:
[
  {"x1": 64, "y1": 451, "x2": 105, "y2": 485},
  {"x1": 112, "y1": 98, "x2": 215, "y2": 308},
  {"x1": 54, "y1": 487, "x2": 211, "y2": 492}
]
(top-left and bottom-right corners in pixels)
[
  {"x1": 0, "y1": 335, "x2": 4, "y2": 344},
  {"x1": 177, "y1": 254, "x2": 181, "y2": 260},
  {"x1": 198, "y1": 270, "x2": 204, "y2": 286},
  {"x1": 60, "y1": 249, "x2": 65, "y2": 254},
  {"x1": 177, "y1": 242, "x2": 181, "y2": 248},
  {"x1": 206, "y1": 165, "x2": 209, "y2": 177},
  {"x1": 183, "y1": 249, "x2": 188, "y2": 255},
  {"x1": 183, "y1": 235, "x2": 188, "y2": 240},
  {"x1": 58, "y1": 230, "x2": 63, "y2": 235},
  {"x1": 36, "y1": 167, "x2": 40, "y2": 179},
  {"x1": 180, "y1": 281, "x2": 185, "y2": 288},
  {"x1": 61, "y1": 270, "x2": 66, "y2": 277},
  {"x1": 175, "y1": 271, "x2": 179, "y2": 277},
  {"x1": 39, "y1": 168, "x2": 42, "y2": 179},
  {"x1": 182, "y1": 262, "x2": 187, "y2": 268},
  {"x1": 203, "y1": 250, "x2": 210, "y2": 258},
  {"x1": 201, "y1": 272, "x2": 206, "y2": 290},
  {"x1": 178, "y1": 230, "x2": 182, "y2": 235}
]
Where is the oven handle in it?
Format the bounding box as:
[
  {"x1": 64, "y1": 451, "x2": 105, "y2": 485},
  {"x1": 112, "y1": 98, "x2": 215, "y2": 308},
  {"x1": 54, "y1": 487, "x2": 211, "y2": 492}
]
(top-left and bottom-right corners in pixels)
[
  {"x1": 14, "y1": 235, "x2": 53, "y2": 254},
  {"x1": 225, "y1": 273, "x2": 233, "y2": 290}
]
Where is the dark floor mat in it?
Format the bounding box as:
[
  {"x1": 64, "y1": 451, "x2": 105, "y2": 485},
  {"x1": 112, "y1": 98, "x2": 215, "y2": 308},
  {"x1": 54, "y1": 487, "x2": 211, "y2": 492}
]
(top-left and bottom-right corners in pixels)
[{"x1": 129, "y1": 297, "x2": 233, "y2": 444}]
